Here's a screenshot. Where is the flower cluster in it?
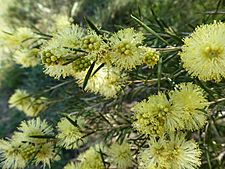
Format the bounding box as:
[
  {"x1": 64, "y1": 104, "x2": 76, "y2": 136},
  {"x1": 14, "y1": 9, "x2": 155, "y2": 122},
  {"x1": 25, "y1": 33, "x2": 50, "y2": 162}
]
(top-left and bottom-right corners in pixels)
[
  {"x1": 132, "y1": 82, "x2": 208, "y2": 137},
  {"x1": 8, "y1": 89, "x2": 47, "y2": 117},
  {"x1": 0, "y1": 118, "x2": 57, "y2": 168},
  {"x1": 132, "y1": 82, "x2": 208, "y2": 168},
  {"x1": 40, "y1": 24, "x2": 159, "y2": 98},
  {"x1": 2, "y1": 11, "x2": 223, "y2": 169}
]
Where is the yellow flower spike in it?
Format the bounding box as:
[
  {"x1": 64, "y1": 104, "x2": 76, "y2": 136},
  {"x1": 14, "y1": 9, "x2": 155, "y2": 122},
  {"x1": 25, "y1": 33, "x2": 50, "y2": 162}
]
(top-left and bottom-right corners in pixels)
[
  {"x1": 41, "y1": 24, "x2": 85, "y2": 79},
  {"x1": 13, "y1": 48, "x2": 40, "y2": 68},
  {"x1": 64, "y1": 161, "x2": 82, "y2": 169},
  {"x1": 34, "y1": 142, "x2": 57, "y2": 168},
  {"x1": 8, "y1": 89, "x2": 30, "y2": 111},
  {"x1": 138, "y1": 132, "x2": 202, "y2": 169},
  {"x1": 56, "y1": 116, "x2": 84, "y2": 149},
  {"x1": 109, "y1": 28, "x2": 144, "y2": 70},
  {"x1": 132, "y1": 92, "x2": 183, "y2": 137},
  {"x1": 0, "y1": 139, "x2": 27, "y2": 169},
  {"x1": 108, "y1": 142, "x2": 133, "y2": 169},
  {"x1": 179, "y1": 21, "x2": 225, "y2": 82},
  {"x1": 77, "y1": 146, "x2": 105, "y2": 169},
  {"x1": 0, "y1": 27, "x2": 36, "y2": 49},
  {"x1": 74, "y1": 65, "x2": 125, "y2": 98},
  {"x1": 170, "y1": 83, "x2": 208, "y2": 131},
  {"x1": 72, "y1": 56, "x2": 91, "y2": 72},
  {"x1": 12, "y1": 117, "x2": 53, "y2": 145},
  {"x1": 8, "y1": 89, "x2": 47, "y2": 117}
]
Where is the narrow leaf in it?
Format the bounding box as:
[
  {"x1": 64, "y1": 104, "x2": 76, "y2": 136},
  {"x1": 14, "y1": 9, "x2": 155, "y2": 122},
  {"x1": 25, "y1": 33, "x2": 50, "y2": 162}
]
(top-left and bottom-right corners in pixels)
[
  {"x1": 91, "y1": 63, "x2": 104, "y2": 77},
  {"x1": 29, "y1": 135, "x2": 55, "y2": 139},
  {"x1": 65, "y1": 116, "x2": 78, "y2": 127},
  {"x1": 84, "y1": 17, "x2": 101, "y2": 35},
  {"x1": 131, "y1": 15, "x2": 169, "y2": 45},
  {"x1": 83, "y1": 61, "x2": 96, "y2": 90}
]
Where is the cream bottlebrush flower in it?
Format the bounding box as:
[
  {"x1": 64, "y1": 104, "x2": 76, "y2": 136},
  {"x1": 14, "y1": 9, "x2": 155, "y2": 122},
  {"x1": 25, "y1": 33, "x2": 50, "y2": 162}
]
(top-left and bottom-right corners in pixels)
[
  {"x1": 132, "y1": 92, "x2": 183, "y2": 137},
  {"x1": 138, "y1": 132, "x2": 202, "y2": 169},
  {"x1": 22, "y1": 97, "x2": 48, "y2": 117},
  {"x1": 170, "y1": 83, "x2": 208, "y2": 131},
  {"x1": 53, "y1": 24, "x2": 84, "y2": 48},
  {"x1": 81, "y1": 30, "x2": 106, "y2": 61},
  {"x1": 12, "y1": 117, "x2": 53, "y2": 145},
  {"x1": 179, "y1": 21, "x2": 225, "y2": 82},
  {"x1": 74, "y1": 65, "x2": 125, "y2": 98},
  {"x1": 140, "y1": 46, "x2": 160, "y2": 68},
  {"x1": 8, "y1": 89, "x2": 30, "y2": 111},
  {"x1": 109, "y1": 28, "x2": 144, "y2": 70},
  {"x1": 108, "y1": 142, "x2": 133, "y2": 169},
  {"x1": 77, "y1": 146, "x2": 105, "y2": 169},
  {"x1": 0, "y1": 27, "x2": 36, "y2": 49},
  {"x1": 41, "y1": 25, "x2": 85, "y2": 79},
  {"x1": 57, "y1": 116, "x2": 84, "y2": 149},
  {"x1": 0, "y1": 139, "x2": 27, "y2": 169},
  {"x1": 8, "y1": 89, "x2": 47, "y2": 117},
  {"x1": 34, "y1": 142, "x2": 57, "y2": 168},
  {"x1": 13, "y1": 48, "x2": 40, "y2": 68}
]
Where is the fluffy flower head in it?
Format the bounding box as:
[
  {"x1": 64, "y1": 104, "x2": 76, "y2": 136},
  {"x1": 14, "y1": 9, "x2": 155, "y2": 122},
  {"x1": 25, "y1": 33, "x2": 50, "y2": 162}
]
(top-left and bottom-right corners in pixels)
[
  {"x1": 0, "y1": 139, "x2": 27, "y2": 169},
  {"x1": 132, "y1": 92, "x2": 183, "y2": 136},
  {"x1": 180, "y1": 21, "x2": 225, "y2": 82},
  {"x1": 139, "y1": 132, "x2": 202, "y2": 169},
  {"x1": 109, "y1": 28, "x2": 144, "y2": 70},
  {"x1": 0, "y1": 27, "x2": 36, "y2": 49},
  {"x1": 57, "y1": 116, "x2": 84, "y2": 149},
  {"x1": 13, "y1": 117, "x2": 53, "y2": 145},
  {"x1": 13, "y1": 48, "x2": 40, "y2": 68},
  {"x1": 170, "y1": 83, "x2": 208, "y2": 131},
  {"x1": 8, "y1": 89, "x2": 47, "y2": 117},
  {"x1": 77, "y1": 146, "x2": 105, "y2": 169},
  {"x1": 108, "y1": 142, "x2": 133, "y2": 169},
  {"x1": 74, "y1": 65, "x2": 124, "y2": 98}
]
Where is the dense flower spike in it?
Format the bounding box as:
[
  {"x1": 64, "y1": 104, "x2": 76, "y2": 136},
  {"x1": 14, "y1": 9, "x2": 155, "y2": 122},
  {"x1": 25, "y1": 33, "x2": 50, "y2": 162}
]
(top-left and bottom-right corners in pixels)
[
  {"x1": 108, "y1": 142, "x2": 133, "y2": 169},
  {"x1": 170, "y1": 83, "x2": 208, "y2": 131},
  {"x1": 13, "y1": 117, "x2": 53, "y2": 144},
  {"x1": 34, "y1": 142, "x2": 57, "y2": 168},
  {"x1": 138, "y1": 132, "x2": 202, "y2": 169},
  {"x1": 13, "y1": 48, "x2": 40, "y2": 68},
  {"x1": 77, "y1": 146, "x2": 105, "y2": 169},
  {"x1": 41, "y1": 24, "x2": 85, "y2": 79},
  {"x1": 0, "y1": 139, "x2": 27, "y2": 169},
  {"x1": 8, "y1": 89, "x2": 30, "y2": 111},
  {"x1": 109, "y1": 28, "x2": 144, "y2": 70},
  {"x1": 8, "y1": 89, "x2": 47, "y2": 117},
  {"x1": 56, "y1": 116, "x2": 84, "y2": 149},
  {"x1": 0, "y1": 27, "x2": 36, "y2": 49},
  {"x1": 74, "y1": 65, "x2": 124, "y2": 98},
  {"x1": 132, "y1": 92, "x2": 182, "y2": 136},
  {"x1": 179, "y1": 21, "x2": 225, "y2": 82}
]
